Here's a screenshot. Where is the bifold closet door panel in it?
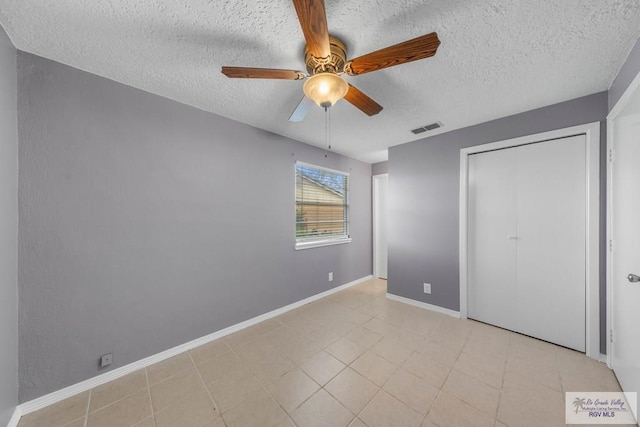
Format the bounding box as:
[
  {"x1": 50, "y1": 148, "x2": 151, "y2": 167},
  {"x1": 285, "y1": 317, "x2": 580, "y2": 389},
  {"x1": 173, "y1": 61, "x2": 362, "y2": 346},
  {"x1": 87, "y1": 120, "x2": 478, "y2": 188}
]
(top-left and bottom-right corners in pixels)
[
  {"x1": 467, "y1": 148, "x2": 518, "y2": 330},
  {"x1": 516, "y1": 136, "x2": 587, "y2": 351}
]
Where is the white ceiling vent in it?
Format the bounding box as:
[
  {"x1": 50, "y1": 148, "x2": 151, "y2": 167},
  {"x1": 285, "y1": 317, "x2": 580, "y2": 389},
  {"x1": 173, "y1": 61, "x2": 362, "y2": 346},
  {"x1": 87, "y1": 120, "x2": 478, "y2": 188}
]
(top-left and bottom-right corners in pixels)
[{"x1": 411, "y1": 122, "x2": 443, "y2": 134}]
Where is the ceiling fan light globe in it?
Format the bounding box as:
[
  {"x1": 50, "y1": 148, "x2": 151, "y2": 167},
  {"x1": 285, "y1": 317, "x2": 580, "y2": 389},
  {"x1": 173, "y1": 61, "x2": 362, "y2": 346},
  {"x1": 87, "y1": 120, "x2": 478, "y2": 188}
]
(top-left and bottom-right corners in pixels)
[{"x1": 303, "y1": 73, "x2": 348, "y2": 108}]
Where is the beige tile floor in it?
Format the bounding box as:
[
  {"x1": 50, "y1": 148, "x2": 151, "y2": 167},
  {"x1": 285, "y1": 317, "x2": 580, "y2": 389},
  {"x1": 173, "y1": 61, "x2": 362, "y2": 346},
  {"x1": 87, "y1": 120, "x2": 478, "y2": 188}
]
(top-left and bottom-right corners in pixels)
[{"x1": 18, "y1": 278, "x2": 627, "y2": 427}]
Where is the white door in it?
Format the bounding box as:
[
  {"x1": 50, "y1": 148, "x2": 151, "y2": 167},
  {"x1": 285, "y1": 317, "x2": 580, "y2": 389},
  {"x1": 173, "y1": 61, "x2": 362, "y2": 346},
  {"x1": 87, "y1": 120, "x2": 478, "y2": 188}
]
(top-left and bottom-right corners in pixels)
[
  {"x1": 516, "y1": 137, "x2": 586, "y2": 351},
  {"x1": 611, "y1": 93, "x2": 640, "y2": 412},
  {"x1": 468, "y1": 135, "x2": 587, "y2": 351},
  {"x1": 373, "y1": 174, "x2": 388, "y2": 279},
  {"x1": 468, "y1": 148, "x2": 518, "y2": 331}
]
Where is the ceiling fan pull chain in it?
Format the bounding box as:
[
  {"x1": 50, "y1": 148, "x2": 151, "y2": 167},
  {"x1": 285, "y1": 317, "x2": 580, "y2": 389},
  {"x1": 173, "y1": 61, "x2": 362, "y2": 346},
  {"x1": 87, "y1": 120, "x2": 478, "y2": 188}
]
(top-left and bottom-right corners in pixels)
[
  {"x1": 328, "y1": 106, "x2": 332, "y2": 151},
  {"x1": 324, "y1": 105, "x2": 329, "y2": 157}
]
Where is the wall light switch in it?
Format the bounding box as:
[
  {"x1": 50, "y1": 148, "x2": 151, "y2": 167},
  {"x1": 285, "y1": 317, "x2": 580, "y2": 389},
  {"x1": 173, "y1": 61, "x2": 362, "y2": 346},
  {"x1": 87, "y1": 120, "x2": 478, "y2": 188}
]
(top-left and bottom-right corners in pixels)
[
  {"x1": 423, "y1": 283, "x2": 432, "y2": 294},
  {"x1": 328, "y1": 272, "x2": 333, "y2": 282}
]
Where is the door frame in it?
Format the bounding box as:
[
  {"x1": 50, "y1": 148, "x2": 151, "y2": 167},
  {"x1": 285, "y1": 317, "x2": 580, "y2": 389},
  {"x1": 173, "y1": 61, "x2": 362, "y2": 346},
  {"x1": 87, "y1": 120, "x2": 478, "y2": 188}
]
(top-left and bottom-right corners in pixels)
[
  {"x1": 372, "y1": 173, "x2": 388, "y2": 279},
  {"x1": 459, "y1": 122, "x2": 601, "y2": 359},
  {"x1": 606, "y1": 68, "x2": 640, "y2": 368}
]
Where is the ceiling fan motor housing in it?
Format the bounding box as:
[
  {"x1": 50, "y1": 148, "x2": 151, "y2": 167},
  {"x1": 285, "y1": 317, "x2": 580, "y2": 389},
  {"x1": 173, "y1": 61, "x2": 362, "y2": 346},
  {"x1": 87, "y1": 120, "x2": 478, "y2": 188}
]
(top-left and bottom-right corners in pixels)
[{"x1": 305, "y1": 35, "x2": 347, "y2": 75}]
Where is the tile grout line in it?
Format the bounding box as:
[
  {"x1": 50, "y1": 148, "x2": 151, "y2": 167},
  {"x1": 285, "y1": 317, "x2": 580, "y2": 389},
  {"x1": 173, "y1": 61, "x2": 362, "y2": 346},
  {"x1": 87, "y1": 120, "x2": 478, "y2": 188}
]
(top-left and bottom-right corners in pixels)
[
  {"x1": 493, "y1": 334, "x2": 515, "y2": 424},
  {"x1": 224, "y1": 323, "x2": 313, "y2": 425},
  {"x1": 422, "y1": 388, "x2": 441, "y2": 426},
  {"x1": 275, "y1": 286, "x2": 376, "y2": 424},
  {"x1": 187, "y1": 351, "x2": 224, "y2": 425},
  {"x1": 78, "y1": 373, "x2": 149, "y2": 416},
  {"x1": 408, "y1": 350, "x2": 438, "y2": 426},
  {"x1": 341, "y1": 288, "x2": 392, "y2": 424},
  {"x1": 254, "y1": 367, "x2": 304, "y2": 425},
  {"x1": 321, "y1": 363, "x2": 380, "y2": 419},
  {"x1": 234, "y1": 347, "x2": 288, "y2": 417},
  {"x1": 191, "y1": 348, "x2": 235, "y2": 426},
  {"x1": 491, "y1": 334, "x2": 510, "y2": 425},
  {"x1": 350, "y1": 380, "x2": 382, "y2": 422},
  {"x1": 554, "y1": 346, "x2": 568, "y2": 394},
  {"x1": 83, "y1": 389, "x2": 91, "y2": 427},
  {"x1": 421, "y1": 322, "x2": 473, "y2": 426},
  {"x1": 143, "y1": 368, "x2": 157, "y2": 426},
  {"x1": 147, "y1": 362, "x2": 192, "y2": 389},
  {"x1": 259, "y1": 297, "x2": 357, "y2": 421}
]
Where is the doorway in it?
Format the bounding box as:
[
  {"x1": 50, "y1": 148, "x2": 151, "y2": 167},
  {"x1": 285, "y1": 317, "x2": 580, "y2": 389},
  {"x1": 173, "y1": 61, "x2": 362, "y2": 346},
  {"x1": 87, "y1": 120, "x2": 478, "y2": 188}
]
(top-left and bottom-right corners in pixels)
[
  {"x1": 459, "y1": 123, "x2": 601, "y2": 358},
  {"x1": 373, "y1": 174, "x2": 388, "y2": 279}
]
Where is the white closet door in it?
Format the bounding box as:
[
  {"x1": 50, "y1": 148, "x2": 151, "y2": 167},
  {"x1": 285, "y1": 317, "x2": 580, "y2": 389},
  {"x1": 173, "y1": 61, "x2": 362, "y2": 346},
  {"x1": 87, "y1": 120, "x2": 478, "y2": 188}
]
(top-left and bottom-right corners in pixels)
[
  {"x1": 468, "y1": 148, "x2": 518, "y2": 330},
  {"x1": 517, "y1": 135, "x2": 587, "y2": 351},
  {"x1": 467, "y1": 135, "x2": 587, "y2": 351},
  {"x1": 516, "y1": 136, "x2": 586, "y2": 351}
]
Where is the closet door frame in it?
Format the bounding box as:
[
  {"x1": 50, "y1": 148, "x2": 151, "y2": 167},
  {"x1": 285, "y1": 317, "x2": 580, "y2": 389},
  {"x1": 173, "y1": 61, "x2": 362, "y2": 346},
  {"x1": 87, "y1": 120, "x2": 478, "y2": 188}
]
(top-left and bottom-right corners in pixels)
[{"x1": 459, "y1": 122, "x2": 601, "y2": 359}]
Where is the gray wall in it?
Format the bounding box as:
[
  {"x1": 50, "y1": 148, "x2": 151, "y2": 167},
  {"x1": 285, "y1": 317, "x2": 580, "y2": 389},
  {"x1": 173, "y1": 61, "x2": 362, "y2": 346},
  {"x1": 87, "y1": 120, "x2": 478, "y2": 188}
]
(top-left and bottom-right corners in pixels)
[
  {"x1": 0, "y1": 25, "x2": 19, "y2": 425},
  {"x1": 17, "y1": 52, "x2": 372, "y2": 402},
  {"x1": 388, "y1": 92, "x2": 608, "y2": 352},
  {"x1": 609, "y1": 36, "x2": 640, "y2": 111},
  {"x1": 372, "y1": 161, "x2": 388, "y2": 176}
]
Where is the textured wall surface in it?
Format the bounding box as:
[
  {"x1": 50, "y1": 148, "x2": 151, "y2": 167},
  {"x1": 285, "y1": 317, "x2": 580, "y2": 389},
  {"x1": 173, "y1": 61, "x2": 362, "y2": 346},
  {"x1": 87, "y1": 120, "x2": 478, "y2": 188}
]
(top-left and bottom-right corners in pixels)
[
  {"x1": 609, "y1": 36, "x2": 640, "y2": 111},
  {"x1": 388, "y1": 92, "x2": 609, "y2": 352},
  {"x1": 1, "y1": 1, "x2": 640, "y2": 163},
  {"x1": 0, "y1": 24, "x2": 18, "y2": 425},
  {"x1": 17, "y1": 52, "x2": 371, "y2": 402}
]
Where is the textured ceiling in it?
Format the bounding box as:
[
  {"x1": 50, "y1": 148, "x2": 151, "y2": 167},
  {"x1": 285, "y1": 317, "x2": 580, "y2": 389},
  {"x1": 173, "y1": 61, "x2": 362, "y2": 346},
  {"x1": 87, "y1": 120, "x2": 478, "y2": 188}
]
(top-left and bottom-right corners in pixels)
[{"x1": 1, "y1": 1, "x2": 640, "y2": 163}]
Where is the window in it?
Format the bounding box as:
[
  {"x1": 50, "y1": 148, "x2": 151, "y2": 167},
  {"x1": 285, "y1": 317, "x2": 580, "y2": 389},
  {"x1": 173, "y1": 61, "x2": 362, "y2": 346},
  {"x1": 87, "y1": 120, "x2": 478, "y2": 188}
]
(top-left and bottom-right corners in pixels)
[{"x1": 295, "y1": 162, "x2": 351, "y2": 250}]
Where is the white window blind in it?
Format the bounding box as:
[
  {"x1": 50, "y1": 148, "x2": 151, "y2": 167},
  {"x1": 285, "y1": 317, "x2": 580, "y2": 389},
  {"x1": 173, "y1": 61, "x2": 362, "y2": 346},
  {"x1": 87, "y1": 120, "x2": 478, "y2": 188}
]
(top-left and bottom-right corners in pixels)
[{"x1": 295, "y1": 162, "x2": 350, "y2": 249}]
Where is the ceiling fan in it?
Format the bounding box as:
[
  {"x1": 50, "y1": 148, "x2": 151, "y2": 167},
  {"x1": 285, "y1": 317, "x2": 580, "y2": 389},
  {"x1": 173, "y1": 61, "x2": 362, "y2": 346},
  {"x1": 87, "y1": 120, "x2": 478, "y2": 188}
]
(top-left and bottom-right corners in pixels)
[{"x1": 221, "y1": 0, "x2": 440, "y2": 122}]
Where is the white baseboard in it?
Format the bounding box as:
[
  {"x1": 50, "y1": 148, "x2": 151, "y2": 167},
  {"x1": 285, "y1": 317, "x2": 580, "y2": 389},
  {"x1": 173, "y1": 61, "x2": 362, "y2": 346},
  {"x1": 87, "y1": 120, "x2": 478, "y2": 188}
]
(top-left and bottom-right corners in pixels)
[
  {"x1": 386, "y1": 293, "x2": 461, "y2": 318},
  {"x1": 18, "y1": 275, "x2": 373, "y2": 416},
  {"x1": 7, "y1": 406, "x2": 21, "y2": 427}
]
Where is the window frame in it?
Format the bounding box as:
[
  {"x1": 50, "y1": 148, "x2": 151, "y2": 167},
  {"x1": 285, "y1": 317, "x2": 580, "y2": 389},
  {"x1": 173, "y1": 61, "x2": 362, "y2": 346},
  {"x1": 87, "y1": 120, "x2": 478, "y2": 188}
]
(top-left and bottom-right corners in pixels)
[{"x1": 294, "y1": 161, "x2": 352, "y2": 250}]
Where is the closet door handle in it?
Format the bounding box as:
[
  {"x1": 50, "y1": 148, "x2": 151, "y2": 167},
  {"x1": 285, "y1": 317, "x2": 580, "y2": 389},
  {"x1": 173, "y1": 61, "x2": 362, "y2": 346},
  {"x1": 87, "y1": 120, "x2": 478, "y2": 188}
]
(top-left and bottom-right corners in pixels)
[
  {"x1": 507, "y1": 235, "x2": 518, "y2": 240},
  {"x1": 628, "y1": 273, "x2": 640, "y2": 283}
]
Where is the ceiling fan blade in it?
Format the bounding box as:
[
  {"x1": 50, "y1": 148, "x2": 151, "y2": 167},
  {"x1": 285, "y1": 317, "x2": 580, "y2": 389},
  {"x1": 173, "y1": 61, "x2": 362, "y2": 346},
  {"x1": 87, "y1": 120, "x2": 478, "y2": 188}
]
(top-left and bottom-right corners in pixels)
[
  {"x1": 292, "y1": 0, "x2": 331, "y2": 59},
  {"x1": 221, "y1": 66, "x2": 305, "y2": 80},
  {"x1": 289, "y1": 97, "x2": 315, "y2": 122},
  {"x1": 344, "y1": 32, "x2": 441, "y2": 76},
  {"x1": 343, "y1": 84, "x2": 383, "y2": 116}
]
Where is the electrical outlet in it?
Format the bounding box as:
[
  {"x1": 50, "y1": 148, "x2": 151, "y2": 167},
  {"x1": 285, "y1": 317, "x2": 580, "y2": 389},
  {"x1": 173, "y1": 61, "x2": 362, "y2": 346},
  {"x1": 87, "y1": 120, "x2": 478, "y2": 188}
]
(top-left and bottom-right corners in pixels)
[
  {"x1": 328, "y1": 272, "x2": 333, "y2": 282},
  {"x1": 100, "y1": 353, "x2": 113, "y2": 368},
  {"x1": 423, "y1": 283, "x2": 432, "y2": 294}
]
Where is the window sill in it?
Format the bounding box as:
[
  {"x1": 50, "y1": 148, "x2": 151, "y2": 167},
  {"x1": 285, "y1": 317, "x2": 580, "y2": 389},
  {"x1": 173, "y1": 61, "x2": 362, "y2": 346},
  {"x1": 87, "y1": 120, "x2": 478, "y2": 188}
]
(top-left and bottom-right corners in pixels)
[{"x1": 295, "y1": 237, "x2": 352, "y2": 250}]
